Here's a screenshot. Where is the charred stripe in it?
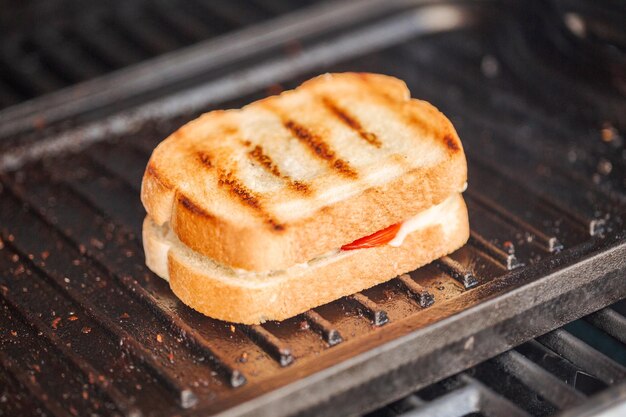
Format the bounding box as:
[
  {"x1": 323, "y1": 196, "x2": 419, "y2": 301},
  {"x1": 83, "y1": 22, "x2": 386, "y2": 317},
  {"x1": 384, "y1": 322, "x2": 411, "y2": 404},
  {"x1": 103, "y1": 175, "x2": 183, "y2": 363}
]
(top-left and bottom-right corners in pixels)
[
  {"x1": 282, "y1": 119, "x2": 357, "y2": 178},
  {"x1": 320, "y1": 96, "x2": 381, "y2": 148}
]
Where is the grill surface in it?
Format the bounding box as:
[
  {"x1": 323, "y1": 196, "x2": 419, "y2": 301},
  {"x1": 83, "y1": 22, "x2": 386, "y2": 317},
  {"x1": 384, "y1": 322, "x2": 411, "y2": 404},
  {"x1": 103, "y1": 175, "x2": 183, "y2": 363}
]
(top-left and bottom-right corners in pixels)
[
  {"x1": 0, "y1": 0, "x2": 321, "y2": 110},
  {"x1": 0, "y1": 1, "x2": 625, "y2": 417},
  {"x1": 366, "y1": 300, "x2": 626, "y2": 417}
]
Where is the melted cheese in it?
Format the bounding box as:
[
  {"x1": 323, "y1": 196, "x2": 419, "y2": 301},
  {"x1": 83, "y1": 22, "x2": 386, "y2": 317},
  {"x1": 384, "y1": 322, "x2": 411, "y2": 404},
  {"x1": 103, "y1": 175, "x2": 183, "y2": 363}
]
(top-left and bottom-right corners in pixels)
[{"x1": 388, "y1": 195, "x2": 457, "y2": 247}]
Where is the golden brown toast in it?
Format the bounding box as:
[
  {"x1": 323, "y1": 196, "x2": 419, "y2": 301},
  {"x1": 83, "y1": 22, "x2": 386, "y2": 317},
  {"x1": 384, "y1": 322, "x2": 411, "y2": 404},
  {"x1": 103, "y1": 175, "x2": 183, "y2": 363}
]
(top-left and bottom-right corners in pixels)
[
  {"x1": 142, "y1": 194, "x2": 469, "y2": 324},
  {"x1": 141, "y1": 73, "x2": 467, "y2": 271}
]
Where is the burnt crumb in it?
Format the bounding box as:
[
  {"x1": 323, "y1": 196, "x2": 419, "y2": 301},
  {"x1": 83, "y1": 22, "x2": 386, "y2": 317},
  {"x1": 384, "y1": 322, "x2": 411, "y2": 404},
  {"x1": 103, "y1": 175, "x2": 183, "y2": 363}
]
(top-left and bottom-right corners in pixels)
[
  {"x1": 51, "y1": 317, "x2": 62, "y2": 330},
  {"x1": 10, "y1": 254, "x2": 19, "y2": 262},
  {"x1": 503, "y1": 241, "x2": 515, "y2": 254},
  {"x1": 10, "y1": 330, "x2": 17, "y2": 337},
  {"x1": 299, "y1": 320, "x2": 310, "y2": 330},
  {"x1": 81, "y1": 327, "x2": 91, "y2": 334},
  {"x1": 89, "y1": 238, "x2": 104, "y2": 249},
  {"x1": 40, "y1": 250, "x2": 50, "y2": 260},
  {"x1": 119, "y1": 312, "x2": 130, "y2": 320}
]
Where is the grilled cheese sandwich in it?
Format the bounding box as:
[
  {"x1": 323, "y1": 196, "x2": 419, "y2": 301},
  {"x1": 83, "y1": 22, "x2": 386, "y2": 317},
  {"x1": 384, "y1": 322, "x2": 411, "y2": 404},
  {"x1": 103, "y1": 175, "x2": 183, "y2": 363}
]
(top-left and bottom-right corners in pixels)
[{"x1": 141, "y1": 72, "x2": 469, "y2": 324}]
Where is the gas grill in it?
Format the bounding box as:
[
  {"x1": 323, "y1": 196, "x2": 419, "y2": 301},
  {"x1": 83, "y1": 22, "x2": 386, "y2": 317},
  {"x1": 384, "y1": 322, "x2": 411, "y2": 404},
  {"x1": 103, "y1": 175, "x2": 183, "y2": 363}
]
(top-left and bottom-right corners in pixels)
[{"x1": 0, "y1": 1, "x2": 625, "y2": 416}]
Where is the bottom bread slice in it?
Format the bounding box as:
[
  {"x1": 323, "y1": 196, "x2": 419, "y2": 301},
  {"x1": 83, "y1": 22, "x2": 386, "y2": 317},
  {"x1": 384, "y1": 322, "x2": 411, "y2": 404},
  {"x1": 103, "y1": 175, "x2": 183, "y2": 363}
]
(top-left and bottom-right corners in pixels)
[{"x1": 143, "y1": 194, "x2": 470, "y2": 324}]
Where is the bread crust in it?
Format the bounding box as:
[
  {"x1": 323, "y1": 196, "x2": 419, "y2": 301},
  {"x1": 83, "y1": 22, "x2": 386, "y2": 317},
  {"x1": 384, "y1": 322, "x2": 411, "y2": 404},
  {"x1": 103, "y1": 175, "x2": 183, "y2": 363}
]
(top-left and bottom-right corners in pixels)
[
  {"x1": 142, "y1": 195, "x2": 470, "y2": 324},
  {"x1": 141, "y1": 73, "x2": 467, "y2": 271}
]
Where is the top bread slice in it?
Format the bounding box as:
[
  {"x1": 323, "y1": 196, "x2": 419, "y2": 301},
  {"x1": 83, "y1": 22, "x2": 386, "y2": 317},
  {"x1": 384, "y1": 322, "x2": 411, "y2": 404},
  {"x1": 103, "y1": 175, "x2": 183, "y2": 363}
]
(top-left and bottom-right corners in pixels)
[{"x1": 141, "y1": 72, "x2": 467, "y2": 272}]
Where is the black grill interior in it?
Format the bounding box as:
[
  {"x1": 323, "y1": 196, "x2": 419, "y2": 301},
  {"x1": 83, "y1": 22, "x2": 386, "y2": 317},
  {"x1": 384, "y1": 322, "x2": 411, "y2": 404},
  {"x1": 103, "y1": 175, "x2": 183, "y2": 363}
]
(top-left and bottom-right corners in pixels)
[
  {"x1": 0, "y1": 2, "x2": 625, "y2": 417},
  {"x1": 367, "y1": 301, "x2": 626, "y2": 417},
  {"x1": 0, "y1": 0, "x2": 320, "y2": 109}
]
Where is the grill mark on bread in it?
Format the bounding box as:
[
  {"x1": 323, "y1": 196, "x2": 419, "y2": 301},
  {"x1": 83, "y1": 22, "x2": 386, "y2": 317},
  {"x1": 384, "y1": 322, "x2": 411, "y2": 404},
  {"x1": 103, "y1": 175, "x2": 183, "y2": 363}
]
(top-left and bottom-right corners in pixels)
[
  {"x1": 146, "y1": 163, "x2": 172, "y2": 189},
  {"x1": 197, "y1": 151, "x2": 212, "y2": 168},
  {"x1": 282, "y1": 119, "x2": 358, "y2": 178},
  {"x1": 249, "y1": 145, "x2": 281, "y2": 177},
  {"x1": 320, "y1": 96, "x2": 382, "y2": 148},
  {"x1": 355, "y1": 75, "x2": 447, "y2": 144},
  {"x1": 217, "y1": 170, "x2": 286, "y2": 231},
  {"x1": 443, "y1": 133, "x2": 461, "y2": 152},
  {"x1": 179, "y1": 194, "x2": 213, "y2": 219},
  {"x1": 218, "y1": 172, "x2": 262, "y2": 210},
  {"x1": 247, "y1": 145, "x2": 311, "y2": 194}
]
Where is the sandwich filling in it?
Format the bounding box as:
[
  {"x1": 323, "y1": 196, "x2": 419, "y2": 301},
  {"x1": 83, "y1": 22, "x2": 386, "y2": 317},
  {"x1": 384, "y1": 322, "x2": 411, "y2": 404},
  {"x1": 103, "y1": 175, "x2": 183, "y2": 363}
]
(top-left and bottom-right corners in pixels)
[
  {"x1": 341, "y1": 194, "x2": 459, "y2": 250},
  {"x1": 145, "y1": 194, "x2": 462, "y2": 282}
]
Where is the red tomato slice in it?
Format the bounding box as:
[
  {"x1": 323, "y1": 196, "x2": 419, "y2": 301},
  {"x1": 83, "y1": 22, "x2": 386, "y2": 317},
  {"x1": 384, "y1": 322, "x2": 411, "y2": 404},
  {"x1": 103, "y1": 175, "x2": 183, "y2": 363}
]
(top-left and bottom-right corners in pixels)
[{"x1": 341, "y1": 223, "x2": 402, "y2": 251}]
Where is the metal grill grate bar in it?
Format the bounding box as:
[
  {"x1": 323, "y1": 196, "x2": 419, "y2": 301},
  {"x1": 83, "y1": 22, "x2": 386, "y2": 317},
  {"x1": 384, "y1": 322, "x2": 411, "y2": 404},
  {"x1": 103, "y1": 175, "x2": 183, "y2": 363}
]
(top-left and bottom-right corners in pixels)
[
  {"x1": 350, "y1": 293, "x2": 389, "y2": 326},
  {"x1": 0, "y1": 51, "x2": 64, "y2": 97},
  {"x1": 396, "y1": 274, "x2": 435, "y2": 308},
  {"x1": 71, "y1": 21, "x2": 144, "y2": 68},
  {"x1": 303, "y1": 310, "x2": 344, "y2": 346},
  {"x1": 112, "y1": 11, "x2": 181, "y2": 55},
  {"x1": 493, "y1": 350, "x2": 586, "y2": 409},
  {"x1": 467, "y1": 190, "x2": 563, "y2": 253},
  {"x1": 537, "y1": 329, "x2": 626, "y2": 386},
  {"x1": 31, "y1": 30, "x2": 104, "y2": 83},
  {"x1": 584, "y1": 308, "x2": 626, "y2": 345},
  {"x1": 239, "y1": 325, "x2": 294, "y2": 367},
  {"x1": 403, "y1": 374, "x2": 532, "y2": 417},
  {"x1": 435, "y1": 256, "x2": 478, "y2": 289},
  {"x1": 150, "y1": 1, "x2": 217, "y2": 42},
  {"x1": 469, "y1": 230, "x2": 522, "y2": 271}
]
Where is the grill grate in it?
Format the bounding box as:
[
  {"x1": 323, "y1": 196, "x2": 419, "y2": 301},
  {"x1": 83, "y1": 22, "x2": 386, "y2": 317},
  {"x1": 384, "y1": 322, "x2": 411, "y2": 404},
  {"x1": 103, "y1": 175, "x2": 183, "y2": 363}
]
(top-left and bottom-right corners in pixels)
[
  {"x1": 367, "y1": 303, "x2": 626, "y2": 417},
  {"x1": 0, "y1": 2, "x2": 625, "y2": 417},
  {"x1": 0, "y1": 0, "x2": 320, "y2": 109}
]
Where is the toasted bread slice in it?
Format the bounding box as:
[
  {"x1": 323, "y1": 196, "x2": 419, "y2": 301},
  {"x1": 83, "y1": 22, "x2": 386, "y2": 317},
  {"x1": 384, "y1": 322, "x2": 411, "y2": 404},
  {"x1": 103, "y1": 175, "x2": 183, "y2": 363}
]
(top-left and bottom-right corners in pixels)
[
  {"x1": 141, "y1": 73, "x2": 467, "y2": 271},
  {"x1": 143, "y1": 194, "x2": 469, "y2": 324}
]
